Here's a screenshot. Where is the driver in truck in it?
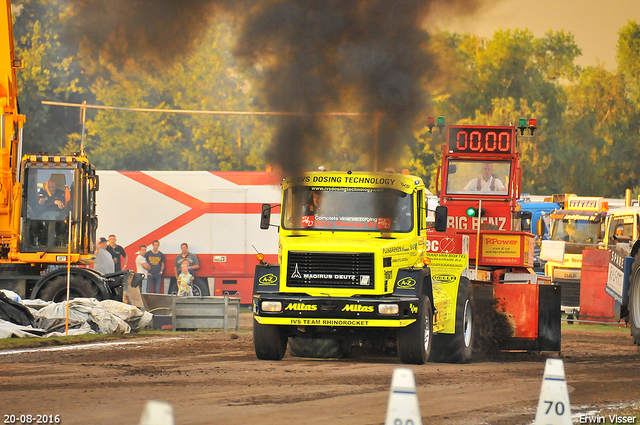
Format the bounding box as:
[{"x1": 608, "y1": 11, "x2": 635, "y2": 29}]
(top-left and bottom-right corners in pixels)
[
  {"x1": 38, "y1": 179, "x2": 66, "y2": 212},
  {"x1": 303, "y1": 191, "x2": 323, "y2": 216},
  {"x1": 463, "y1": 162, "x2": 506, "y2": 192}
]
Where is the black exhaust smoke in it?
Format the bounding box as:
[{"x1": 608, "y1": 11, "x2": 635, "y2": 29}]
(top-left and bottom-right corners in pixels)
[{"x1": 235, "y1": 0, "x2": 486, "y2": 175}]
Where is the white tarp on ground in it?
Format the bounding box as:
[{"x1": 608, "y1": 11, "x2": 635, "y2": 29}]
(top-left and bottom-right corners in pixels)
[{"x1": 0, "y1": 290, "x2": 153, "y2": 338}]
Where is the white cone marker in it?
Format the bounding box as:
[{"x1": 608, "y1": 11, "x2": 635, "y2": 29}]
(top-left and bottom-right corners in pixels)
[
  {"x1": 385, "y1": 367, "x2": 423, "y2": 425},
  {"x1": 534, "y1": 358, "x2": 572, "y2": 425},
  {"x1": 138, "y1": 400, "x2": 175, "y2": 425}
]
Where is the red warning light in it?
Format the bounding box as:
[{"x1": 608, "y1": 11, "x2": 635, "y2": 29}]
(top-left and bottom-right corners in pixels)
[
  {"x1": 529, "y1": 118, "x2": 537, "y2": 127},
  {"x1": 427, "y1": 116, "x2": 435, "y2": 133}
]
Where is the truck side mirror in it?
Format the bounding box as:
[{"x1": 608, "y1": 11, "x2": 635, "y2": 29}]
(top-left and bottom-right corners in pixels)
[
  {"x1": 536, "y1": 218, "x2": 545, "y2": 237},
  {"x1": 88, "y1": 175, "x2": 99, "y2": 191},
  {"x1": 260, "y1": 204, "x2": 272, "y2": 230},
  {"x1": 434, "y1": 206, "x2": 448, "y2": 232},
  {"x1": 517, "y1": 211, "x2": 532, "y2": 232},
  {"x1": 597, "y1": 223, "x2": 604, "y2": 241}
]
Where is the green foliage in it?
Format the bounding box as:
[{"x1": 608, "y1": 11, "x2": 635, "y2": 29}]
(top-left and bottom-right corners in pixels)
[
  {"x1": 80, "y1": 16, "x2": 273, "y2": 171},
  {"x1": 617, "y1": 20, "x2": 640, "y2": 106},
  {"x1": 14, "y1": 0, "x2": 84, "y2": 154}
]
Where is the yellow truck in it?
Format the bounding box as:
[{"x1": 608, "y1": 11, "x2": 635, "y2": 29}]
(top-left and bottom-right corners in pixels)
[{"x1": 252, "y1": 170, "x2": 472, "y2": 364}]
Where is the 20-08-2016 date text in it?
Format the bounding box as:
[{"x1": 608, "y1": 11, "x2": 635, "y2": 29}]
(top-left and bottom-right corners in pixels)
[{"x1": 4, "y1": 415, "x2": 60, "y2": 424}]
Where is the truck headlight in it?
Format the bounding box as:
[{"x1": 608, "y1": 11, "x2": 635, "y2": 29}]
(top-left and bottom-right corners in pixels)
[
  {"x1": 378, "y1": 304, "x2": 399, "y2": 315},
  {"x1": 261, "y1": 301, "x2": 282, "y2": 312}
]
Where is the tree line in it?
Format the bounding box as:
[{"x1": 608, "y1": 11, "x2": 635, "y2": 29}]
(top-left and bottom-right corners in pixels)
[{"x1": 12, "y1": 0, "x2": 640, "y2": 197}]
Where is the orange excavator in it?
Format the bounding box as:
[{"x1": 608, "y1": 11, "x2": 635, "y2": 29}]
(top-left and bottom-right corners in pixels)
[{"x1": 0, "y1": 0, "x2": 128, "y2": 302}]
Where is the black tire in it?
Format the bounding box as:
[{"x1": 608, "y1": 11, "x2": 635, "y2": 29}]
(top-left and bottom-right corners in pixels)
[
  {"x1": 566, "y1": 314, "x2": 575, "y2": 325},
  {"x1": 629, "y1": 267, "x2": 640, "y2": 345},
  {"x1": 429, "y1": 277, "x2": 474, "y2": 363},
  {"x1": 168, "y1": 278, "x2": 178, "y2": 295},
  {"x1": 38, "y1": 274, "x2": 101, "y2": 303},
  {"x1": 193, "y1": 278, "x2": 209, "y2": 296},
  {"x1": 288, "y1": 337, "x2": 344, "y2": 358},
  {"x1": 253, "y1": 317, "x2": 287, "y2": 360},
  {"x1": 397, "y1": 295, "x2": 433, "y2": 365}
]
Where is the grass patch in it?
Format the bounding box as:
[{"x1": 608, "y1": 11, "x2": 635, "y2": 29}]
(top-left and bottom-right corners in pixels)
[
  {"x1": 561, "y1": 323, "x2": 629, "y2": 333},
  {"x1": 0, "y1": 332, "x2": 148, "y2": 350}
]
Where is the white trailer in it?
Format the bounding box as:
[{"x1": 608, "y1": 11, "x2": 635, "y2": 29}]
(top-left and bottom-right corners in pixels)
[{"x1": 96, "y1": 170, "x2": 281, "y2": 303}]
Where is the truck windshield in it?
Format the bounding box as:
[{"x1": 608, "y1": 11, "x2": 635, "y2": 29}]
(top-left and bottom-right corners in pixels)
[
  {"x1": 22, "y1": 167, "x2": 77, "y2": 251},
  {"x1": 550, "y1": 219, "x2": 600, "y2": 245},
  {"x1": 282, "y1": 186, "x2": 413, "y2": 232},
  {"x1": 445, "y1": 160, "x2": 511, "y2": 196}
]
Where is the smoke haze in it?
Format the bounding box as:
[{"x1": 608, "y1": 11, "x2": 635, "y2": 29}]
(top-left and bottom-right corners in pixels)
[{"x1": 59, "y1": 0, "x2": 489, "y2": 175}]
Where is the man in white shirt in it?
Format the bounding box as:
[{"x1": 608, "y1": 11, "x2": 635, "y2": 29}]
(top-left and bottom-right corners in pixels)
[
  {"x1": 463, "y1": 162, "x2": 506, "y2": 192},
  {"x1": 136, "y1": 245, "x2": 151, "y2": 293},
  {"x1": 94, "y1": 237, "x2": 115, "y2": 274}
]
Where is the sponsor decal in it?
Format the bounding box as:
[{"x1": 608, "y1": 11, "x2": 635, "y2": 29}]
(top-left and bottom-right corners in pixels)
[
  {"x1": 433, "y1": 273, "x2": 456, "y2": 283},
  {"x1": 258, "y1": 273, "x2": 278, "y2": 285},
  {"x1": 301, "y1": 215, "x2": 315, "y2": 227},
  {"x1": 482, "y1": 234, "x2": 521, "y2": 258},
  {"x1": 359, "y1": 275, "x2": 371, "y2": 285},
  {"x1": 447, "y1": 215, "x2": 507, "y2": 230},
  {"x1": 409, "y1": 304, "x2": 418, "y2": 314},
  {"x1": 567, "y1": 196, "x2": 602, "y2": 211},
  {"x1": 397, "y1": 277, "x2": 417, "y2": 288},
  {"x1": 427, "y1": 237, "x2": 456, "y2": 253},
  {"x1": 342, "y1": 304, "x2": 374, "y2": 312},
  {"x1": 285, "y1": 303, "x2": 318, "y2": 311},
  {"x1": 377, "y1": 217, "x2": 391, "y2": 229}
]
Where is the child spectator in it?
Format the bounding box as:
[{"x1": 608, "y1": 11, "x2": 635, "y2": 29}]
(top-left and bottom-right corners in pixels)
[{"x1": 177, "y1": 259, "x2": 194, "y2": 297}]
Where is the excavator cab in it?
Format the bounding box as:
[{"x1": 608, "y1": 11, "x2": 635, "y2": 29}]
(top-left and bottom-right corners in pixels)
[{"x1": 19, "y1": 154, "x2": 98, "y2": 259}]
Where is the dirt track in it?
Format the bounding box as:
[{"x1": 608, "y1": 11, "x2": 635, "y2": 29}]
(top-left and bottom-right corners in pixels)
[{"x1": 1, "y1": 315, "x2": 640, "y2": 425}]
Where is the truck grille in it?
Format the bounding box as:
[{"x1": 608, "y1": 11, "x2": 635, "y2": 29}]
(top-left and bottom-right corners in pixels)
[
  {"x1": 286, "y1": 251, "x2": 375, "y2": 288},
  {"x1": 559, "y1": 280, "x2": 580, "y2": 308}
]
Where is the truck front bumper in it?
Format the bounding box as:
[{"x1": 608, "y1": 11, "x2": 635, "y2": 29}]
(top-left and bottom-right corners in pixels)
[{"x1": 253, "y1": 294, "x2": 420, "y2": 328}]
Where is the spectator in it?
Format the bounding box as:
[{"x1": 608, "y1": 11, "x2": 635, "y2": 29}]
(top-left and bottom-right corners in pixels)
[
  {"x1": 177, "y1": 259, "x2": 194, "y2": 297},
  {"x1": 174, "y1": 243, "x2": 200, "y2": 280},
  {"x1": 135, "y1": 245, "x2": 151, "y2": 293},
  {"x1": 107, "y1": 234, "x2": 128, "y2": 272},
  {"x1": 94, "y1": 237, "x2": 115, "y2": 275},
  {"x1": 145, "y1": 240, "x2": 165, "y2": 294}
]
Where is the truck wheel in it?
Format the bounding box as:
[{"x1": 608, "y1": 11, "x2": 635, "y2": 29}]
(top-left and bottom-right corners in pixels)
[
  {"x1": 397, "y1": 295, "x2": 433, "y2": 365},
  {"x1": 629, "y1": 269, "x2": 640, "y2": 345},
  {"x1": 429, "y1": 277, "x2": 474, "y2": 363},
  {"x1": 288, "y1": 337, "x2": 344, "y2": 358},
  {"x1": 193, "y1": 278, "x2": 210, "y2": 296},
  {"x1": 38, "y1": 275, "x2": 101, "y2": 303},
  {"x1": 253, "y1": 318, "x2": 287, "y2": 360}
]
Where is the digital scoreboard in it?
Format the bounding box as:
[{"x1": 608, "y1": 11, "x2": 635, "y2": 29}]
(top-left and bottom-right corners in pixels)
[{"x1": 447, "y1": 125, "x2": 516, "y2": 155}]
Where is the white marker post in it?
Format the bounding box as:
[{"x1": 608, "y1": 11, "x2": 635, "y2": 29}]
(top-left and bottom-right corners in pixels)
[
  {"x1": 534, "y1": 358, "x2": 572, "y2": 425},
  {"x1": 385, "y1": 367, "x2": 423, "y2": 425},
  {"x1": 138, "y1": 400, "x2": 175, "y2": 425}
]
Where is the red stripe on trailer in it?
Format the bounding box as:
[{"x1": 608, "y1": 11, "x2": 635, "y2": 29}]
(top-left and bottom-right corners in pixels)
[
  {"x1": 119, "y1": 171, "x2": 280, "y2": 253},
  {"x1": 210, "y1": 171, "x2": 282, "y2": 186}
]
